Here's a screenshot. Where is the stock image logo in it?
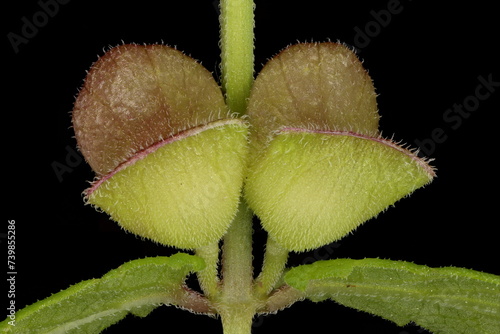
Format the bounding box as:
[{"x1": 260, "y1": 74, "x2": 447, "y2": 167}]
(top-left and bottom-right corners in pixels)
[
  {"x1": 414, "y1": 73, "x2": 499, "y2": 157},
  {"x1": 51, "y1": 145, "x2": 83, "y2": 183},
  {"x1": 352, "y1": 0, "x2": 412, "y2": 51},
  {"x1": 7, "y1": 0, "x2": 71, "y2": 54}
]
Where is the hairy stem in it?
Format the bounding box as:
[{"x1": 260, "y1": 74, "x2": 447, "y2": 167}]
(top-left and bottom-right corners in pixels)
[
  {"x1": 218, "y1": 201, "x2": 257, "y2": 334},
  {"x1": 254, "y1": 236, "x2": 289, "y2": 297},
  {"x1": 195, "y1": 242, "x2": 221, "y2": 298},
  {"x1": 217, "y1": 1, "x2": 258, "y2": 333},
  {"x1": 220, "y1": 202, "x2": 254, "y2": 301},
  {"x1": 219, "y1": 0, "x2": 255, "y2": 115}
]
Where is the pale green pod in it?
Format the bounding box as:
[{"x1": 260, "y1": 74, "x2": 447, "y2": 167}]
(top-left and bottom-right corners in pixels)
[
  {"x1": 87, "y1": 120, "x2": 248, "y2": 249},
  {"x1": 245, "y1": 129, "x2": 435, "y2": 252},
  {"x1": 244, "y1": 42, "x2": 435, "y2": 251},
  {"x1": 72, "y1": 44, "x2": 249, "y2": 249}
]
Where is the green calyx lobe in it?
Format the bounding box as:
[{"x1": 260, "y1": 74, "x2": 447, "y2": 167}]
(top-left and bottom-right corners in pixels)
[
  {"x1": 245, "y1": 129, "x2": 434, "y2": 252},
  {"x1": 74, "y1": 41, "x2": 436, "y2": 252},
  {"x1": 244, "y1": 42, "x2": 435, "y2": 252},
  {"x1": 72, "y1": 44, "x2": 249, "y2": 249},
  {"x1": 87, "y1": 119, "x2": 248, "y2": 249}
]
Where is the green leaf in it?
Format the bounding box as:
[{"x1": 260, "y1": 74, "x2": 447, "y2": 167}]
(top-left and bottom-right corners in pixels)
[
  {"x1": 0, "y1": 253, "x2": 205, "y2": 333},
  {"x1": 285, "y1": 258, "x2": 500, "y2": 334}
]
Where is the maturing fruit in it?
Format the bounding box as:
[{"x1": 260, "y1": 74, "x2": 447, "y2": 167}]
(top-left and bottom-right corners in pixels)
[
  {"x1": 73, "y1": 44, "x2": 248, "y2": 249},
  {"x1": 244, "y1": 43, "x2": 435, "y2": 252}
]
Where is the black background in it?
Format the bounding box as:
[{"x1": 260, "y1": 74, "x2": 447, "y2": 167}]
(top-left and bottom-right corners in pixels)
[{"x1": 4, "y1": 1, "x2": 499, "y2": 333}]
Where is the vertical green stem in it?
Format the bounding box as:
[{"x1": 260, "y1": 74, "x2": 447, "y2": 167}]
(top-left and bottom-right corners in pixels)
[
  {"x1": 220, "y1": 202, "x2": 254, "y2": 298},
  {"x1": 217, "y1": 1, "x2": 257, "y2": 333},
  {"x1": 219, "y1": 0, "x2": 255, "y2": 115},
  {"x1": 219, "y1": 306, "x2": 255, "y2": 334},
  {"x1": 219, "y1": 202, "x2": 256, "y2": 334}
]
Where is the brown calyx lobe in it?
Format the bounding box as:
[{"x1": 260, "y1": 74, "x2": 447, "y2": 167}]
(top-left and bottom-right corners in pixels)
[
  {"x1": 72, "y1": 44, "x2": 228, "y2": 176},
  {"x1": 247, "y1": 42, "x2": 380, "y2": 155}
]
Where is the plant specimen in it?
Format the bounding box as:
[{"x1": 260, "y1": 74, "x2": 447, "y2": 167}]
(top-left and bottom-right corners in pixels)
[{"x1": 2, "y1": 1, "x2": 498, "y2": 333}]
